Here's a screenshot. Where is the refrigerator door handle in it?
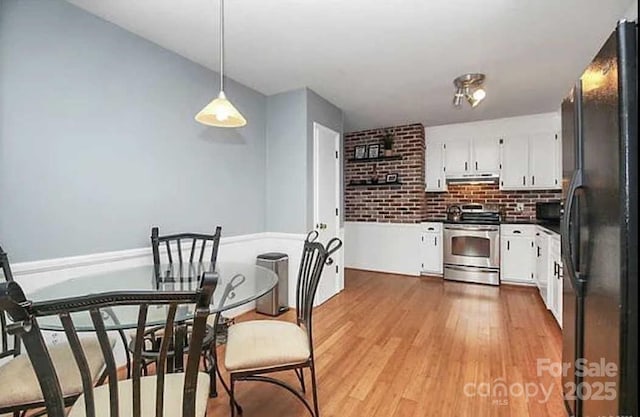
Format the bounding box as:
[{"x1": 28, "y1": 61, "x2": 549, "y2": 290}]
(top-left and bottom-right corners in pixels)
[{"x1": 561, "y1": 168, "x2": 586, "y2": 291}]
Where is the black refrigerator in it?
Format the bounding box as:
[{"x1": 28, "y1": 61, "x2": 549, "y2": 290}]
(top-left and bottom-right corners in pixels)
[{"x1": 561, "y1": 20, "x2": 637, "y2": 417}]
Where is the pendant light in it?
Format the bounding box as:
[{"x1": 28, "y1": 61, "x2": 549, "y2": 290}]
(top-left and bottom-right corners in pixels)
[{"x1": 195, "y1": 0, "x2": 247, "y2": 127}]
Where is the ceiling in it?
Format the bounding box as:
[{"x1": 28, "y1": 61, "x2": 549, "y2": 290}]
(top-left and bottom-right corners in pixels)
[{"x1": 66, "y1": 0, "x2": 634, "y2": 131}]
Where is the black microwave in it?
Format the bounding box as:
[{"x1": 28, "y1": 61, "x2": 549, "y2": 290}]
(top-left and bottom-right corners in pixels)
[{"x1": 536, "y1": 201, "x2": 562, "y2": 222}]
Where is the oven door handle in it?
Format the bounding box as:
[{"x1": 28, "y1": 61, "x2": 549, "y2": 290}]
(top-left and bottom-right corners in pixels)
[
  {"x1": 445, "y1": 265, "x2": 499, "y2": 273},
  {"x1": 444, "y1": 226, "x2": 499, "y2": 232}
]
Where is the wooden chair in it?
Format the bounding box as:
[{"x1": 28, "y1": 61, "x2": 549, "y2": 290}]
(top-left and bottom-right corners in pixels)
[
  {"x1": 0, "y1": 270, "x2": 218, "y2": 417},
  {"x1": 0, "y1": 245, "x2": 110, "y2": 417},
  {"x1": 130, "y1": 226, "x2": 225, "y2": 398},
  {"x1": 224, "y1": 231, "x2": 342, "y2": 417}
]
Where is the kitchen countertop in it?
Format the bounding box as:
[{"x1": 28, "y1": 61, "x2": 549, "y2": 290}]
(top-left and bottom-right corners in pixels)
[{"x1": 421, "y1": 219, "x2": 561, "y2": 234}]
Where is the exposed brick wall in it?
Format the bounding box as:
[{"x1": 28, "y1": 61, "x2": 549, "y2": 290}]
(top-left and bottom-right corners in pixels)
[
  {"x1": 344, "y1": 124, "x2": 425, "y2": 223},
  {"x1": 424, "y1": 183, "x2": 562, "y2": 222}
]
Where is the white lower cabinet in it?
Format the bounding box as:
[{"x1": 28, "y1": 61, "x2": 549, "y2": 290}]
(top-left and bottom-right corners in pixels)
[
  {"x1": 548, "y1": 236, "x2": 562, "y2": 327},
  {"x1": 535, "y1": 230, "x2": 552, "y2": 308},
  {"x1": 534, "y1": 226, "x2": 563, "y2": 327},
  {"x1": 420, "y1": 223, "x2": 443, "y2": 275},
  {"x1": 500, "y1": 225, "x2": 536, "y2": 284}
]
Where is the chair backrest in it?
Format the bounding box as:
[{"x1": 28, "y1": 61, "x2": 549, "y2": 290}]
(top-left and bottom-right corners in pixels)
[
  {"x1": 151, "y1": 226, "x2": 222, "y2": 280},
  {"x1": 0, "y1": 245, "x2": 20, "y2": 359},
  {"x1": 295, "y1": 232, "x2": 342, "y2": 343},
  {"x1": 0, "y1": 245, "x2": 14, "y2": 283},
  {"x1": 0, "y1": 273, "x2": 218, "y2": 417}
]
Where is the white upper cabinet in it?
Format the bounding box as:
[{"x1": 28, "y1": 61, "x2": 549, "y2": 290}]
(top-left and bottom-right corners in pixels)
[
  {"x1": 472, "y1": 136, "x2": 501, "y2": 174},
  {"x1": 529, "y1": 132, "x2": 561, "y2": 189},
  {"x1": 443, "y1": 138, "x2": 471, "y2": 177},
  {"x1": 425, "y1": 141, "x2": 446, "y2": 191},
  {"x1": 501, "y1": 131, "x2": 561, "y2": 190},
  {"x1": 442, "y1": 137, "x2": 501, "y2": 178},
  {"x1": 424, "y1": 113, "x2": 562, "y2": 191},
  {"x1": 500, "y1": 134, "x2": 530, "y2": 189}
]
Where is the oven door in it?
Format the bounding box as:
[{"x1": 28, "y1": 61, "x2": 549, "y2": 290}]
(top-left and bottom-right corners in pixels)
[{"x1": 443, "y1": 225, "x2": 500, "y2": 268}]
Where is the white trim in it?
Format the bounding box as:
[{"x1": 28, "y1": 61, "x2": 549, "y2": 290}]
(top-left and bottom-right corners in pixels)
[
  {"x1": 262, "y1": 232, "x2": 307, "y2": 241},
  {"x1": 11, "y1": 247, "x2": 151, "y2": 276},
  {"x1": 11, "y1": 232, "x2": 303, "y2": 276}
]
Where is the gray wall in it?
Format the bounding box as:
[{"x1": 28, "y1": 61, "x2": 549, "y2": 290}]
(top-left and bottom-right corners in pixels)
[
  {"x1": 306, "y1": 89, "x2": 344, "y2": 230},
  {"x1": 264, "y1": 89, "x2": 307, "y2": 233},
  {"x1": 265, "y1": 88, "x2": 343, "y2": 233},
  {"x1": 0, "y1": 0, "x2": 267, "y2": 262}
]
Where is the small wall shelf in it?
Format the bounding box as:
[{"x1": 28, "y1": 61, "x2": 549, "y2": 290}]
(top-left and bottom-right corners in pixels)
[
  {"x1": 347, "y1": 155, "x2": 403, "y2": 163},
  {"x1": 347, "y1": 181, "x2": 402, "y2": 188}
]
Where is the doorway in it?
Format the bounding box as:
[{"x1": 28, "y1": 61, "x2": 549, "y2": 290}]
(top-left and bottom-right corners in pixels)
[{"x1": 312, "y1": 122, "x2": 342, "y2": 305}]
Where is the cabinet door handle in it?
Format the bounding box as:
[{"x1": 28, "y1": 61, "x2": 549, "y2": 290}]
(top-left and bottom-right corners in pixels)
[
  {"x1": 434, "y1": 236, "x2": 437, "y2": 246},
  {"x1": 537, "y1": 246, "x2": 541, "y2": 257},
  {"x1": 475, "y1": 161, "x2": 478, "y2": 170},
  {"x1": 532, "y1": 175, "x2": 535, "y2": 185},
  {"x1": 513, "y1": 230, "x2": 522, "y2": 234},
  {"x1": 465, "y1": 161, "x2": 468, "y2": 171},
  {"x1": 437, "y1": 179, "x2": 441, "y2": 188},
  {"x1": 522, "y1": 176, "x2": 526, "y2": 186},
  {"x1": 507, "y1": 240, "x2": 510, "y2": 251}
]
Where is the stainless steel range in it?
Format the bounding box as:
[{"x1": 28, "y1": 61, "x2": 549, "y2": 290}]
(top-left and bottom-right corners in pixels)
[{"x1": 443, "y1": 204, "x2": 501, "y2": 286}]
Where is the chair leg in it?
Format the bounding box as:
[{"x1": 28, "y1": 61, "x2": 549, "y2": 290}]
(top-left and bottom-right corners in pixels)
[
  {"x1": 309, "y1": 362, "x2": 320, "y2": 417},
  {"x1": 230, "y1": 376, "x2": 237, "y2": 417},
  {"x1": 295, "y1": 368, "x2": 306, "y2": 393},
  {"x1": 207, "y1": 348, "x2": 219, "y2": 398}
]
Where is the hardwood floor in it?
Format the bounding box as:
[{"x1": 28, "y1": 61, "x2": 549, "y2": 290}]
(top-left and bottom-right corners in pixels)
[{"x1": 207, "y1": 269, "x2": 564, "y2": 417}]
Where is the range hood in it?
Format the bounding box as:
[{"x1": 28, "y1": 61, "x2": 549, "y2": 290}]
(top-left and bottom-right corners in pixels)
[{"x1": 446, "y1": 173, "x2": 499, "y2": 184}]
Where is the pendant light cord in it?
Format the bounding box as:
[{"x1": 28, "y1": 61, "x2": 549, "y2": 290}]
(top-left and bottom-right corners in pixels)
[{"x1": 219, "y1": 0, "x2": 225, "y2": 93}]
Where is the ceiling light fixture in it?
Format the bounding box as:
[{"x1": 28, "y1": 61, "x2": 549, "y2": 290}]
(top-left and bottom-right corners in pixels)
[
  {"x1": 452, "y1": 73, "x2": 487, "y2": 109},
  {"x1": 195, "y1": 0, "x2": 247, "y2": 127}
]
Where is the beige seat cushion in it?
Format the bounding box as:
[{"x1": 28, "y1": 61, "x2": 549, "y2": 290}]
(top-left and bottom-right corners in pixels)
[
  {"x1": 224, "y1": 320, "x2": 310, "y2": 372},
  {"x1": 0, "y1": 337, "x2": 108, "y2": 408},
  {"x1": 68, "y1": 372, "x2": 209, "y2": 417}
]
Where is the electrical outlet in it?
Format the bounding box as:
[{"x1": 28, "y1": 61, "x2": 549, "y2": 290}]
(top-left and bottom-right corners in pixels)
[{"x1": 516, "y1": 203, "x2": 525, "y2": 213}]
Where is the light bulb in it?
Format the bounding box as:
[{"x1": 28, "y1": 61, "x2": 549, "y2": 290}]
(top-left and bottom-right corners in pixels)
[
  {"x1": 215, "y1": 109, "x2": 230, "y2": 121},
  {"x1": 472, "y1": 88, "x2": 486, "y2": 101}
]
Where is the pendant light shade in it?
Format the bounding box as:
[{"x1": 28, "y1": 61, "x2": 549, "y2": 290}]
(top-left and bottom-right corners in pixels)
[
  {"x1": 195, "y1": 91, "x2": 247, "y2": 127},
  {"x1": 195, "y1": 0, "x2": 246, "y2": 128}
]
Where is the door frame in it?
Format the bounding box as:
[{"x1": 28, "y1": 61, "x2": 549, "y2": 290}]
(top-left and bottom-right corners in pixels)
[{"x1": 312, "y1": 122, "x2": 342, "y2": 296}]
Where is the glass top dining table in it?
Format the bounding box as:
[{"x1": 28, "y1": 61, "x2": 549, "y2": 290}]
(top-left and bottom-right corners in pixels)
[{"x1": 28, "y1": 262, "x2": 278, "y2": 331}]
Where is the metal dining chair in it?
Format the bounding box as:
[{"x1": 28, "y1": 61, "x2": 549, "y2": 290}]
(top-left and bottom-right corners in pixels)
[
  {"x1": 0, "y1": 245, "x2": 110, "y2": 417},
  {"x1": 129, "y1": 226, "x2": 226, "y2": 398},
  {"x1": 0, "y1": 270, "x2": 218, "y2": 417},
  {"x1": 224, "y1": 231, "x2": 343, "y2": 417}
]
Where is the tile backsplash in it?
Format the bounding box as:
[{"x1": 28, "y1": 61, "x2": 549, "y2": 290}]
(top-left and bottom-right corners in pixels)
[{"x1": 424, "y1": 183, "x2": 561, "y2": 221}]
